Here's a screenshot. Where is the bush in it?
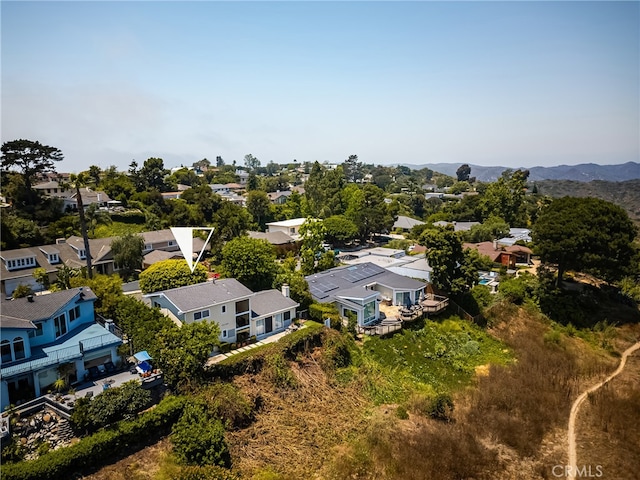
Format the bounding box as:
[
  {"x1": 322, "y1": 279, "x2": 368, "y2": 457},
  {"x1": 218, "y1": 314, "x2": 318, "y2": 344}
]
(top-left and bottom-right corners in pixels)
[
  {"x1": 309, "y1": 303, "x2": 340, "y2": 324},
  {"x1": 171, "y1": 403, "x2": 230, "y2": 467},
  {"x1": 71, "y1": 380, "x2": 151, "y2": 433}
]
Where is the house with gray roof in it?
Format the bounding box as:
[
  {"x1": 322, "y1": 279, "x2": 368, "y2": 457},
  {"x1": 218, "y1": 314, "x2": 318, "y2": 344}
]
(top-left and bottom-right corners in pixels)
[
  {"x1": 305, "y1": 262, "x2": 425, "y2": 327},
  {"x1": 393, "y1": 215, "x2": 425, "y2": 231},
  {"x1": 0, "y1": 229, "x2": 209, "y2": 298},
  {"x1": 144, "y1": 280, "x2": 298, "y2": 344},
  {"x1": 0, "y1": 287, "x2": 122, "y2": 410}
]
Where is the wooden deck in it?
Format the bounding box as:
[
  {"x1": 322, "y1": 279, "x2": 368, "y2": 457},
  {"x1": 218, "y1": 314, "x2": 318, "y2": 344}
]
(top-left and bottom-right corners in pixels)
[{"x1": 359, "y1": 295, "x2": 449, "y2": 336}]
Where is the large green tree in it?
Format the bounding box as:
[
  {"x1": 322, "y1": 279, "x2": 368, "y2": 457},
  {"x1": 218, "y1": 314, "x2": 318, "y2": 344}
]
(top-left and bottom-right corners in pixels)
[
  {"x1": 532, "y1": 197, "x2": 638, "y2": 285},
  {"x1": 480, "y1": 169, "x2": 529, "y2": 226},
  {"x1": 246, "y1": 190, "x2": 273, "y2": 230},
  {"x1": 221, "y1": 236, "x2": 278, "y2": 291},
  {"x1": 1, "y1": 139, "x2": 63, "y2": 191},
  {"x1": 139, "y1": 259, "x2": 208, "y2": 293},
  {"x1": 111, "y1": 233, "x2": 144, "y2": 278},
  {"x1": 155, "y1": 321, "x2": 220, "y2": 390},
  {"x1": 420, "y1": 227, "x2": 479, "y2": 295},
  {"x1": 323, "y1": 215, "x2": 359, "y2": 247}
]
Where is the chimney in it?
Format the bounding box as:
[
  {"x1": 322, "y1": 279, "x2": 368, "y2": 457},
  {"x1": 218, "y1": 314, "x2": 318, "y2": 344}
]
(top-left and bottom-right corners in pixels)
[
  {"x1": 493, "y1": 239, "x2": 498, "y2": 250},
  {"x1": 282, "y1": 283, "x2": 290, "y2": 298},
  {"x1": 27, "y1": 294, "x2": 34, "y2": 302}
]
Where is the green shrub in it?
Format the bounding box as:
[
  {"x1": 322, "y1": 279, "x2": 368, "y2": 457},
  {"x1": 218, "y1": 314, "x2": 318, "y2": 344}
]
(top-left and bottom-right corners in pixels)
[
  {"x1": 428, "y1": 393, "x2": 454, "y2": 422},
  {"x1": 71, "y1": 380, "x2": 151, "y2": 433},
  {"x1": 396, "y1": 405, "x2": 409, "y2": 420},
  {"x1": 171, "y1": 403, "x2": 230, "y2": 467},
  {"x1": 309, "y1": 303, "x2": 340, "y2": 323}
]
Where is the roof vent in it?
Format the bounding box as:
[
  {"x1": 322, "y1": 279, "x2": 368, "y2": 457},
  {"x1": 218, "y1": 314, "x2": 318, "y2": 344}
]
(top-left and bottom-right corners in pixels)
[{"x1": 27, "y1": 294, "x2": 34, "y2": 302}]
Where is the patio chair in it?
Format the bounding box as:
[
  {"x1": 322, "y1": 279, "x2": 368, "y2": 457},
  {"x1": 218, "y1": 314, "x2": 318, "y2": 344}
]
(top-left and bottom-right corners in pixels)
[{"x1": 85, "y1": 391, "x2": 93, "y2": 399}]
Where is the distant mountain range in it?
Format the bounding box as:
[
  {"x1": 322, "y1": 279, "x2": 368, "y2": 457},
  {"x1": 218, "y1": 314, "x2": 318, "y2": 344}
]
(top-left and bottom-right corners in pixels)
[{"x1": 402, "y1": 162, "x2": 640, "y2": 182}]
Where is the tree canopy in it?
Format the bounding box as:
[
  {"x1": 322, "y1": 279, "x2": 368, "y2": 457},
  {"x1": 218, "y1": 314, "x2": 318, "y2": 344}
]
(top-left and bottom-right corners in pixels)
[
  {"x1": 1, "y1": 139, "x2": 63, "y2": 191},
  {"x1": 532, "y1": 196, "x2": 638, "y2": 284},
  {"x1": 111, "y1": 232, "x2": 144, "y2": 278},
  {"x1": 420, "y1": 227, "x2": 479, "y2": 295},
  {"x1": 221, "y1": 236, "x2": 277, "y2": 291},
  {"x1": 139, "y1": 259, "x2": 208, "y2": 293}
]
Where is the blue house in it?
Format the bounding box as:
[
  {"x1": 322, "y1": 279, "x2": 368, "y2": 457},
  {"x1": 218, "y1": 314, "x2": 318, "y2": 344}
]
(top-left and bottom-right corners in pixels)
[{"x1": 0, "y1": 288, "x2": 122, "y2": 410}]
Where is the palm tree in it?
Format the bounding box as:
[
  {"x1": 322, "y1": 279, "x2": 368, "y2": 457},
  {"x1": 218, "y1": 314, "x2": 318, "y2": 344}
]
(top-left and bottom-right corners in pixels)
[{"x1": 65, "y1": 173, "x2": 94, "y2": 279}]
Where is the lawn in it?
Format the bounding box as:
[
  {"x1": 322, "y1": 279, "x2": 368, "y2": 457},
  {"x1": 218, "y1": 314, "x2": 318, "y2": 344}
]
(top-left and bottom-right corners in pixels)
[
  {"x1": 93, "y1": 222, "x2": 147, "y2": 238},
  {"x1": 356, "y1": 316, "x2": 512, "y2": 403}
]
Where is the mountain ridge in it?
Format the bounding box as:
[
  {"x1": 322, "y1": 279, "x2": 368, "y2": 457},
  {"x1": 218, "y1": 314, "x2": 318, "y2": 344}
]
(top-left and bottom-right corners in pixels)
[{"x1": 401, "y1": 161, "x2": 640, "y2": 182}]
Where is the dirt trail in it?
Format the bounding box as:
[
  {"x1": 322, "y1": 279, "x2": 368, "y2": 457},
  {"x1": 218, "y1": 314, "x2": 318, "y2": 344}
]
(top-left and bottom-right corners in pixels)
[{"x1": 567, "y1": 341, "x2": 640, "y2": 479}]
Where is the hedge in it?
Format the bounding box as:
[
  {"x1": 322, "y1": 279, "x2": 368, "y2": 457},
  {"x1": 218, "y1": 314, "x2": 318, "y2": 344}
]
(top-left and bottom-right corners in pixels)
[
  {"x1": 207, "y1": 321, "x2": 325, "y2": 380},
  {"x1": 2, "y1": 395, "x2": 187, "y2": 480}
]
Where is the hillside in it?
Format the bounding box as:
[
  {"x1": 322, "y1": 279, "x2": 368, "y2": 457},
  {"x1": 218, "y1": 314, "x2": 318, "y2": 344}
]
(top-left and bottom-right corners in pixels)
[
  {"x1": 402, "y1": 161, "x2": 640, "y2": 183},
  {"x1": 535, "y1": 179, "x2": 640, "y2": 222},
  {"x1": 83, "y1": 303, "x2": 640, "y2": 480}
]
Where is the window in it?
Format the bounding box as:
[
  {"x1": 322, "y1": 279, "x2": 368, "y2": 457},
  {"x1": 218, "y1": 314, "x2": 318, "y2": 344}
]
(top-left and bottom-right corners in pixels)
[
  {"x1": 1, "y1": 340, "x2": 11, "y2": 363},
  {"x1": 78, "y1": 249, "x2": 86, "y2": 259},
  {"x1": 28, "y1": 323, "x2": 44, "y2": 338},
  {"x1": 284, "y1": 311, "x2": 291, "y2": 322},
  {"x1": 221, "y1": 305, "x2": 226, "y2": 314},
  {"x1": 364, "y1": 301, "x2": 376, "y2": 323},
  {"x1": 69, "y1": 306, "x2": 81, "y2": 321},
  {"x1": 256, "y1": 319, "x2": 265, "y2": 336},
  {"x1": 194, "y1": 309, "x2": 210, "y2": 321},
  {"x1": 50, "y1": 253, "x2": 59, "y2": 263},
  {"x1": 54, "y1": 313, "x2": 67, "y2": 338},
  {"x1": 222, "y1": 330, "x2": 227, "y2": 338},
  {"x1": 275, "y1": 315, "x2": 283, "y2": 330},
  {"x1": 144, "y1": 244, "x2": 152, "y2": 251},
  {"x1": 168, "y1": 240, "x2": 175, "y2": 246},
  {"x1": 235, "y1": 299, "x2": 249, "y2": 314},
  {"x1": 236, "y1": 313, "x2": 250, "y2": 329},
  {"x1": 13, "y1": 338, "x2": 25, "y2": 360}
]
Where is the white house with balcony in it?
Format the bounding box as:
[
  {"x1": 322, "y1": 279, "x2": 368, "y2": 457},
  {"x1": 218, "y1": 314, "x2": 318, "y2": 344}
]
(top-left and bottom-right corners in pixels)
[
  {"x1": 144, "y1": 279, "x2": 299, "y2": 344},
  {"x1": 0, "y1": 288, "x2": 122, "y2": 410}
]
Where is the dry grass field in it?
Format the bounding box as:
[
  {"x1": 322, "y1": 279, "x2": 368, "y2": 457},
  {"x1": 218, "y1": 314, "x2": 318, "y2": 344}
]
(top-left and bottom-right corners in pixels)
[{"x1": 82, "y1": 307, "x2": 640, "y2": 480}]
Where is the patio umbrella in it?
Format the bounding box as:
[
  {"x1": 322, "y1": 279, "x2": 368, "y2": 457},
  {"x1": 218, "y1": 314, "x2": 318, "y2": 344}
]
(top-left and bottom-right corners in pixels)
[{"x1": 133, "y1": 351, "x2": 152, "y2": 362}]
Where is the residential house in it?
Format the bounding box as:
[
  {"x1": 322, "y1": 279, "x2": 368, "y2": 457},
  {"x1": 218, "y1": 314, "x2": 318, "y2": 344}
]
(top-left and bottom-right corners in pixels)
[
  {"x1": 497, "y1": 228, "x2": 532, "y2": 247},
  {"x1": 463, "y1": 241, "x2": 524, "y2": 268},
  {"x1": 144, "y1": 279, "x2": 299, "y2": 344},
  {"x1": 236, "y1": 170, "x2": 250, "y2": 185},
  {"x1": 267, "y1": 190, "x2": 293, "y2": 205},
  {"x1": 305, "y1": 262, "x2": 426, "y2": 327},
  {"x1": 433, "y1": 220, "x2": 481, "y2": 232},
  {"x1": 266, "y1": 218, "x2": 311, "y2": 240},
  {"x1": 0, "y1": 229, "x2": 208, "y2": 298},
  {"x1": 33, "y1": 181, "x2": 112, "y2": 212},
  {"x1": 0, "y1": 287, "x2": 122, "y2": 410},
  {"x1": 393, "y1": 215, "x2": 425, "y2": 232},
  {"x1": 0, "y1": 237, "x2": 116, "y2": 298}
]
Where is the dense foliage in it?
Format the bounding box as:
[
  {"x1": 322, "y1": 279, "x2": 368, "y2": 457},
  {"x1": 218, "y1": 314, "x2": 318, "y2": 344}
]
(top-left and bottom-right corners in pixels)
[
  {"x1": 139, "y1": 258, "x2": 208, "y2": 293},
  {"x1": 221, "y1": 236, "x2": 278, "y2": 291}
]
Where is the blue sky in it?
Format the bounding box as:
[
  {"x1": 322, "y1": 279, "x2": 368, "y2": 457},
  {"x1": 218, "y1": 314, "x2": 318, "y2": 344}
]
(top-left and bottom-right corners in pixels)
[{"x1": 2, "y1": 1, "x2": 638, "y2": 173}]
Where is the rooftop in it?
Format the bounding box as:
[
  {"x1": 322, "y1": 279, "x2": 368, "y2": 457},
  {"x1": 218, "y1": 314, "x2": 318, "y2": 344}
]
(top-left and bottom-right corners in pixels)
[
  {"x1": 251, "y1": 290, "x2": 299, "y2": 318},
  {"x1": 1, "y1": 288, "x2": 97, "y2": 324},
  {"x1": 146, "y1": 279, "x2": 253, "y2": 313}
]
